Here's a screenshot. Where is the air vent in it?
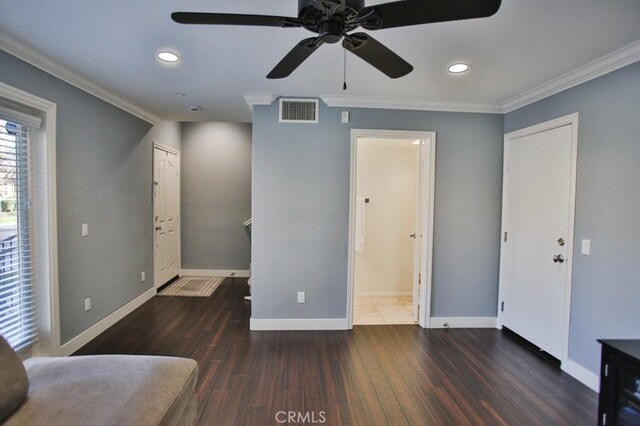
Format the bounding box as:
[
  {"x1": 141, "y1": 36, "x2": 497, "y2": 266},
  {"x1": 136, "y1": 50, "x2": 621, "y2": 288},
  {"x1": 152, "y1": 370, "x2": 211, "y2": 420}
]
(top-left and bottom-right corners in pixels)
[{"x1": 279, "y1": 98, "x2": 319, "y2": 123}]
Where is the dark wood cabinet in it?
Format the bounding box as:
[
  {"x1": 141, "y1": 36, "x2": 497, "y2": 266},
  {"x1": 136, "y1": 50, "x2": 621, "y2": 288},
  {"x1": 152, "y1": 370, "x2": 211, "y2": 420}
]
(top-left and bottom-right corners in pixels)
[{"x1": 598, "y1": 340, "x2": 640, "y2": 425}]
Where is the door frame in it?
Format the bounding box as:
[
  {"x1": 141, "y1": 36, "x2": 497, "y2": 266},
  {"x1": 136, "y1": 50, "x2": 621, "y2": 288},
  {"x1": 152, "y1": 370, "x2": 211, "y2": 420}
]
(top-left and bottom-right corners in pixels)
[
  {"x1": 347, "y1": 129, "x2": 436, "y2": 329},
  {"x1": 497, "y1": 112, "x2": 579, "y2": 365},
  {"x1": 153, "y1": 142, "x2": 181, "y2": 289}
]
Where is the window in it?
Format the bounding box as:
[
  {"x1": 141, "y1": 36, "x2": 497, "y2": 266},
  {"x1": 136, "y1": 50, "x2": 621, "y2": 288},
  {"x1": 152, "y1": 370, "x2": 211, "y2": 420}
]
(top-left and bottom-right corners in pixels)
[
  {"x1": 0, "y1": 116, "x2": 37, "y2": 350},
  {"x1": 0, "y1": 83, "x2": 58, "y2": 357}
]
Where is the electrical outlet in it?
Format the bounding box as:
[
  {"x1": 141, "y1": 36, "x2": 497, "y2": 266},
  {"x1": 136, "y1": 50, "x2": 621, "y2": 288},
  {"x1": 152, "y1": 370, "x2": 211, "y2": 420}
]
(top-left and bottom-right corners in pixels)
[
  {"x1": 84, "y1": 297, "x2": 91, "y2": 312},
  {"x1": 141, "y1": 271, "x2": 145, "y2": 282},
  {"x1": 297, "y1": 292, "x2": 306, "y2": 303}
]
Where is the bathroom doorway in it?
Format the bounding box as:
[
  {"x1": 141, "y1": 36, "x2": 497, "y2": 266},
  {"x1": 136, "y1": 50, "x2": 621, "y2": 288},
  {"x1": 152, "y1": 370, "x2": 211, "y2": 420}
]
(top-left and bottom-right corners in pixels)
[{"x1": 347, "y1": 130, "x2": 435, "y2": 328}]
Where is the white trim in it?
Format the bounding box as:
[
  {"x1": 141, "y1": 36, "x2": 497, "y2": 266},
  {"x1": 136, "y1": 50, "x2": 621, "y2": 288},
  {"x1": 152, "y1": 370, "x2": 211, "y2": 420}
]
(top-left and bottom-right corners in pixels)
[
  {"x1": 503, "y1": 40, "x2": 640, "y2": 113},
  {"x1": 0, "y1": 82, "x2": 60, "y2": 357},
  {"x1": 154, "y1": 142, "x2": 180, "y2": 156},
  {"x1": 59, "y1": 288, "x2": 155, "y2": 356},
  {"x1": 180, "y1": 269, "x2": 251, "y2": 278},
  {"x1": 429, "y1": 317, "x2": 498, "y2": 329},
  {"x1": 0, "y1": 105, "x2": 41, "y2": 128},
  {"x1": 354, "y1": 292, "x2": 412, "y2": 297},
  {"x1": 243, "y1": 93, "x2": 279, "y2": 109},
  {"x1": 497, "y1": 113, "x2": 579, "y2": 369},
  {"x1": 321, "y1": 95, "x2": 502, "y2": 114},
  {"x1": 250, "y1": 318, "x2": 348, "y2": 331},
  {"x1": 347, "y1": 129, "x2": 436, "y2": 330},
  {"x1": 0, "y1": 30, "x2": 161, "y2": 124},
  {"x1": 562, "y1": 359, "x2": 600, "y2": 393}
]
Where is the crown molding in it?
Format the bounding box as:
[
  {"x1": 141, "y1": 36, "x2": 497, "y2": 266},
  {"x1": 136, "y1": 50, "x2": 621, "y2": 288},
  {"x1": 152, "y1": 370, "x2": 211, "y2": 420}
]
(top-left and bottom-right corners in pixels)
[
  {"x1": 0, "y1": 30, "x2": 161, "y2": 124},
  {"x1": 503, "y1": 39, "x2": 640, "y2": 113},
  {"x1": 321, "y1": 95, "x2": 503, "y2": 114},
  {"x1": 243, "y1": 92, "x2": 279, "y2": 109}
]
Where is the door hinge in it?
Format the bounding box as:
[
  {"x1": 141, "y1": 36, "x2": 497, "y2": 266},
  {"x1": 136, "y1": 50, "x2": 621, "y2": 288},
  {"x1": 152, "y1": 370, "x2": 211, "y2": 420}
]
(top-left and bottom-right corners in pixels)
[
  {"x1": 604, "y1": 364, "x2": 608, "y2": 377},
  {"x1": 418, "y1": 272, "x2": 421, "y2": 285},
  {"x1": 501, "y1": 301, "x2": 504, "y2": 312},
  {"x1": 504, "y1": 231, "x2": 508, "y2": 242},
  {"x1": 602, "y1": 412, "x2": 607, "y2": 425}
]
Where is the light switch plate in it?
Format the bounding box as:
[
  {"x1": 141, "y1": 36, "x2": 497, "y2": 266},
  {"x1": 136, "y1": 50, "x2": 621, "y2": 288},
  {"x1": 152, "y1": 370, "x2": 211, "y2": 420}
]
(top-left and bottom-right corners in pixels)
[
  {"x1": 341, "y1": 111, "x2": 349, "y2": 123},
  {"x1": 84, "y1": 297, "x2": 91, "y2": 312},
  {"x1": 297, "y1": 291, "x2": 306, "y2": 303},
  {"x1": 581, "y1": 239, "x2": 591, "y2": 255},
  {"x1": 141, "y1": 271, "x2": 145, "y2": 282},
  {"x1": 82, "y1": 223, "x2": 88, "y2": 237}
]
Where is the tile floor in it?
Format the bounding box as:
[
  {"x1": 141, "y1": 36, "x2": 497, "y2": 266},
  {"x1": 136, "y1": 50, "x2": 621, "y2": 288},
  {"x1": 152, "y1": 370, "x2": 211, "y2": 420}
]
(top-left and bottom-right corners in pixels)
[{"x1": 353, "y1": 295, "x2": 416, "y2": 325}]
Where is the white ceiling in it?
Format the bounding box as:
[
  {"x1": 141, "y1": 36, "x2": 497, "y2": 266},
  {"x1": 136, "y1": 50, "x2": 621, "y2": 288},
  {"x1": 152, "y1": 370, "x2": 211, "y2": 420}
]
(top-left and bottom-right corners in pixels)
[{"x1": 0, "y1": 0, "x2": 639, "y2": 122}]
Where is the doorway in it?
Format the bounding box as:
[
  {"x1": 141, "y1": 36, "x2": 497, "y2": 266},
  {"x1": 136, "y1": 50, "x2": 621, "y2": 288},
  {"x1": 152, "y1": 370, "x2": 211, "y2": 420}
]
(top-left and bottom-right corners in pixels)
[
  {"x1": 498, "y1": 113, "x2": 579, "y2": 364},
  {"x1": 153, "y1": 144, "x2": 181, "y2": 289},
  {"x1": 347, "y1": 129, "x2": 436, "y2": 328}
]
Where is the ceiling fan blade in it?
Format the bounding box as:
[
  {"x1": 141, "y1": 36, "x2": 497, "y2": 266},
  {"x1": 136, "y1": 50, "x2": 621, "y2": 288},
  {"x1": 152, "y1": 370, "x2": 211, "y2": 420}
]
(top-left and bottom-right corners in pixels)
[
  {"x1": 357, "y1": 0, "x2": 502, "y2": 30},
  {"x1": 343, "y1": 33, "x2": 413, "y2": 78},
  {"x1": 267, "y1": 38, "x2": 324, "y2": 79},
  {"x1": 171, "y1": 12, "x2": 303, "y2": 28}
]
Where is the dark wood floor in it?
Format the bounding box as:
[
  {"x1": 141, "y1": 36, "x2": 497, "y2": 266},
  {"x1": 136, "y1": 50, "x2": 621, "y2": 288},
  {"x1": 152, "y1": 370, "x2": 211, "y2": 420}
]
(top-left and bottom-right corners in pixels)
[{"x1": 75, "y1": 279, "x2": 597, "y2": 425}]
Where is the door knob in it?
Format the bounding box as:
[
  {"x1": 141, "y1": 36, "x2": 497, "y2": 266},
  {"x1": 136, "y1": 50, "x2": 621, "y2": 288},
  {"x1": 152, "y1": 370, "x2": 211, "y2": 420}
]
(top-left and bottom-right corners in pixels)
[{"x1": 553, "y1": 254, "x2": 565, "y2": 263}]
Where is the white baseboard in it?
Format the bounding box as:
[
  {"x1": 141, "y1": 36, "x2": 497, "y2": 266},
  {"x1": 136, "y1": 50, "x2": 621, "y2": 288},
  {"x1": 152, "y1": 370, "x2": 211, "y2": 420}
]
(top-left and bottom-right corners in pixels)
[
  {"x1": 355, "y1": 291, "x2": 412, "y2": 297},
  {"x1": 59, "y1": 288, "x2": 155, "y2": 356},
  {"x1": 250, "y1": 318, "x2": 348, "y2": 331},
  {"x1": 562, "y1": 358, "x2": 600, "y2": 392},
  {"x1": 180, "y1": 269, "x2": 250, "y2": 278},
  {"x1": 429, "y1": 316, "x2": 498, "y2": 329}
]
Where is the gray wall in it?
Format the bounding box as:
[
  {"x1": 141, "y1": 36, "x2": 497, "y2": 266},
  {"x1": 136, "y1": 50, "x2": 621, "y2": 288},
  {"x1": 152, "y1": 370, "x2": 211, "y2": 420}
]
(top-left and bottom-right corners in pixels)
[
  {"x1": 505, "y1": 62, "x2": 640, "y2": 374},
  {"x1": 252, "y1": 102, "x2": 504, "y2": 320},
  {"x1": 181, "y1": 122, "x2": 252, "y2": 270},
  {"x1": 152, "y1": 121, "x2": 181, "y2": 152},
  {"x1": 0, "y1": 50, "x2": 181, "y2": 344}
]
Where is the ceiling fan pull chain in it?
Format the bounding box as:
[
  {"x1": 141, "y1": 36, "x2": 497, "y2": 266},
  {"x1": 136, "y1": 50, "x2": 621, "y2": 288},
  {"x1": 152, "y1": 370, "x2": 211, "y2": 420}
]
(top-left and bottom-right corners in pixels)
[{"x1": 343, "y1": 48, "x2": 348, "y2": 90}]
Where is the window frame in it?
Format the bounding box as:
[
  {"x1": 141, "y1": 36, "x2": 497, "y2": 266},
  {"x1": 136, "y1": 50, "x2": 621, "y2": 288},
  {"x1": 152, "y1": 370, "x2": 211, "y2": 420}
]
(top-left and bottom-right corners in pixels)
[{"x1": 0, "y1": 82, "x2": 59, "y2": 357}]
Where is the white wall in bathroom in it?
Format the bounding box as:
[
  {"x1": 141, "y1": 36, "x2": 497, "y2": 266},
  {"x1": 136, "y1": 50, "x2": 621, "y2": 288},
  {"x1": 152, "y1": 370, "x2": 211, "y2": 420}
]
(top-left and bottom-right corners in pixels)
[{"x1": 354, "y1": 138, "x2": 418, "y2": 295}]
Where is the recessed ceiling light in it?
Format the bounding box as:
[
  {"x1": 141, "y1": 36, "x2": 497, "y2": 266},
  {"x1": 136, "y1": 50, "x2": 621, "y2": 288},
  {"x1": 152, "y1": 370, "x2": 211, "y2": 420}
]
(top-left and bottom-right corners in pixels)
[
  {"x1": 157, "y1": 51, "x2": 180, "y2": 63},
  {"x1": 448, "y1": 63, "x2": 470, "y2": 74}
]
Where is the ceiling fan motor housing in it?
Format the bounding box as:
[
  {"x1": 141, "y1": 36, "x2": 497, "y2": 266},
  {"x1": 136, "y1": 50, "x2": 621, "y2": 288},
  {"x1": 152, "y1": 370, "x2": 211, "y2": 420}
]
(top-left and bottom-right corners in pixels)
[{"x1": 298, "y1": 0, "x2": 364, "y2": 41}]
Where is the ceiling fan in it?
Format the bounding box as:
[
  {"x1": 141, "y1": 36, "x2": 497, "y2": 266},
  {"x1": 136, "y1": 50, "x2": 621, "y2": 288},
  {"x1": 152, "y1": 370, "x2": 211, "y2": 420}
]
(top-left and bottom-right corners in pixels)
[{"x1": 172, "y1": 0, "x2": 502, "y2": 79}]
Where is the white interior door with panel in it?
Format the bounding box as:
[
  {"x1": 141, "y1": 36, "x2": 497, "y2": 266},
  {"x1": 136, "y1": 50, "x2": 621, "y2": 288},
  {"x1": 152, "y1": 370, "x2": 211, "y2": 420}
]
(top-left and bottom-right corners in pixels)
[
  {"x1": 411, "y1": 138, "x2": 428, "y2": 322},
  {"x1": 153, "y1": 145, "x2": 180, "y2": 288},
  {"x1": 499, "y1": 114, "x2": 578, "y2": 362}
]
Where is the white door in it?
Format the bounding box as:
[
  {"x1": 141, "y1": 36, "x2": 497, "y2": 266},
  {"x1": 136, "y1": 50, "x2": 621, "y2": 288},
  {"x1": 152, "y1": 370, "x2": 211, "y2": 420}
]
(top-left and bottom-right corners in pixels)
[
  {"x1": 412, "y1": 141, "x2": 426, "y2": 322},
  {"x1": 154, "y1": 146, "x2": 180, "y2": 287},
  {"x1": 500, "y1": 123, "x2": 575, "y2": 360}
]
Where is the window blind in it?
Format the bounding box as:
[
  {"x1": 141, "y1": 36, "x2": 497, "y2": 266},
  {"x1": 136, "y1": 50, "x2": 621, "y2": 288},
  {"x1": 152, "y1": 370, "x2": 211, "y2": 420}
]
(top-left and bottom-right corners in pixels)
[{"x1": 0, "y1": 117, "x2": 37, "y2": 351}]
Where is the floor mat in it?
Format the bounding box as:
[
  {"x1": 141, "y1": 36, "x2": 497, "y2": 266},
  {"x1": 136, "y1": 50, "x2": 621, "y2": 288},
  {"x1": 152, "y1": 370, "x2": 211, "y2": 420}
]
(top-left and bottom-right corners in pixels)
[{"x1": 158, "y1": 276, "x2": 224, "y2": 297}]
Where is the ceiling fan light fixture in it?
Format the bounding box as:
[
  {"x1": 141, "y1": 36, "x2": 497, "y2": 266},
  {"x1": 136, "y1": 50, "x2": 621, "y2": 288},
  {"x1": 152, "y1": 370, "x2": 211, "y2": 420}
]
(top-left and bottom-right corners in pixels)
[
  {"x1": 157, "y1": 51, "x2": 181, "y2": 63},
  {"x1": 448, "y1": 63, "x2": 470, "y2": 74}
]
